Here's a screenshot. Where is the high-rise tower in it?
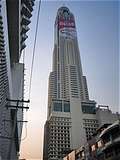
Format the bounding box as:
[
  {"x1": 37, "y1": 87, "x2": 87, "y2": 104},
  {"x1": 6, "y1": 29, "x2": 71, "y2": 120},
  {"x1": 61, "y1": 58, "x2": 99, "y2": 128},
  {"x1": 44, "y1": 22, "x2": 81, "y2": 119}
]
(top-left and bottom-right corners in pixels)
[
  {"x1": 43, "y1": 7, "x2": 97, "y2": 160},
  {"x1": 48, "y1": 7, "x2": 89, "y2": 115},
  {"x1": 0, "y1": 0, "x2": 35, "y2": 159}
]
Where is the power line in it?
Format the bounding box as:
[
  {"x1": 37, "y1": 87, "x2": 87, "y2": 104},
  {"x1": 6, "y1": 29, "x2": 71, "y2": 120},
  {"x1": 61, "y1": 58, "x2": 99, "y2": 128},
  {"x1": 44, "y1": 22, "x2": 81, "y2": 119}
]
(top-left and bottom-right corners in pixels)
[
  {"x1": 28, "y1": 0, "x2": 41, "y2": 99},
  {"x1": 18, "y1": 0, "x2": 41, "y2": 143}
]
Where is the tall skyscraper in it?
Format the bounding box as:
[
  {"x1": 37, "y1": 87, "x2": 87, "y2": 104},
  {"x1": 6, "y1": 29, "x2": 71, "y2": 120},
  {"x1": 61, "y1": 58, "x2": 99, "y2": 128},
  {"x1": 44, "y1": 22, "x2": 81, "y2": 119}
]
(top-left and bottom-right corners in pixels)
[
  {"x1": 43, "y1": 6, "x2": 97, "y2": 160},
  {"x1": 0, "y1": 0, "x2": 35, "y2": 159}
]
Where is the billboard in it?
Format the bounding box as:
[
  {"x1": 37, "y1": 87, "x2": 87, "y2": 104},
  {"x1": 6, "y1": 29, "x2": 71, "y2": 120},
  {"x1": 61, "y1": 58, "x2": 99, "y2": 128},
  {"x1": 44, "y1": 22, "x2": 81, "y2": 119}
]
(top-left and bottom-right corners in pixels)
[
  {"x1": 58, "y1": 20, "x2": 75, "y2": 29},
  {"x1": 58, "y1": 19, "x2": 76, "y2": 39}
]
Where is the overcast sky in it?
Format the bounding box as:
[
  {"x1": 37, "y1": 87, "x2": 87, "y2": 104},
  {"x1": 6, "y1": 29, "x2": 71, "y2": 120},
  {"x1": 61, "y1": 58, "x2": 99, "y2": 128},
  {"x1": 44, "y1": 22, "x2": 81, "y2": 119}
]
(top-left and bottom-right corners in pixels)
[{"x1": 20, "y1": 1, "x2": 119, "y2": 159}]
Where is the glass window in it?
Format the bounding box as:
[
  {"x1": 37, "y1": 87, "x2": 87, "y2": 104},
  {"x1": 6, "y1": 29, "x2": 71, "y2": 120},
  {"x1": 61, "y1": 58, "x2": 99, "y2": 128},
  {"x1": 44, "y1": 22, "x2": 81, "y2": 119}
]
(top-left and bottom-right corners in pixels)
[
  {"x1": 53, "y1": 102, "x2": 62, "y2": 112},
  {"x1": 64, "y1": 103, "x2": 70, "y2": 112},
  {"x1": 82, "y1": 105, "x2": 96, "y2": 114}
]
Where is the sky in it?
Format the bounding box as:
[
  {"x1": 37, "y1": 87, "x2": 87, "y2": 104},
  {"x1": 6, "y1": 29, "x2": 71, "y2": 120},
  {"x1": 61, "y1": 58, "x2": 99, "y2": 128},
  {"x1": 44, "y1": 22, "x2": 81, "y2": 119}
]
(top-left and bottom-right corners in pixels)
[{"x1": 20, "y1": 1, "x2": 119, "y2": 159}]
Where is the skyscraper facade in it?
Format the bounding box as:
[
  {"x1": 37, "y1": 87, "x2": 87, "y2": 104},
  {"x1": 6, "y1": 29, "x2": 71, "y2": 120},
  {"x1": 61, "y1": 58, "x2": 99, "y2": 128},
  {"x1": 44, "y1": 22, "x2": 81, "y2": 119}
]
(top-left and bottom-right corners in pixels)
[
  {"x1": 43, "y1": 6, "x2": 97, "y2": 160},
  {"x1": 0, "y1": 0, "x2": 35, "y2": 159}
]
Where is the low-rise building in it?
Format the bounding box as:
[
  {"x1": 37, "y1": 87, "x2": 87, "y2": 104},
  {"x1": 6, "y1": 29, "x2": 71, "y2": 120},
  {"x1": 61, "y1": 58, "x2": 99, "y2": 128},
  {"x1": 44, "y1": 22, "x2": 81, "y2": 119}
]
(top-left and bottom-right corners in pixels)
[
  {"x1": 98, "y1": 120, "x2": 120, "y2": 160},
  {"x1": 63, "y1": 119, "x2": 120, "y2": 160}
]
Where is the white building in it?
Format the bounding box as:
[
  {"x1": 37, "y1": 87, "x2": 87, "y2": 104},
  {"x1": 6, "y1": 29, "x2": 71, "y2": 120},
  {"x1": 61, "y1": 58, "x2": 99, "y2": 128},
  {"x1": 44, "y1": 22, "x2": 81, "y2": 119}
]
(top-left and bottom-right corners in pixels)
[
  {"x1": 0, "y1": 0, "x2": 35, "y2": 159},
  {"x1": 43, "y1": 6, "x2": 98, "y2": 160}
]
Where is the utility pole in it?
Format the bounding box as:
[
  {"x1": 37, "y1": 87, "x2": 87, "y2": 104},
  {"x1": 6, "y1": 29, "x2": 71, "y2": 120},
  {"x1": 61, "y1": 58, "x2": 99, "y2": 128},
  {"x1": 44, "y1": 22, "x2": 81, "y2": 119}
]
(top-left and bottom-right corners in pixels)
[{"x1": 6, "y1": 99, "x2": 29, "y2": 160}]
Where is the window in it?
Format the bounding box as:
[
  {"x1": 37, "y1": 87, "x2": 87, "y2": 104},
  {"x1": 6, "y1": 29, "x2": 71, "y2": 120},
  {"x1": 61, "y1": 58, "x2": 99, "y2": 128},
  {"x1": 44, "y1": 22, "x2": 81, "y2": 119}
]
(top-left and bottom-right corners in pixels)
[
  {"x1": 53, "y1": 102, "x2": 62, "y2": 112},
  {"x1": 98, "y1": 140, "x2": 103, "y2": 148},
  {"x1": 91, "y1": 145, "x2": 96, "y2": 151},
  {"x1": 82, "y1": 105, "x2": 96, "y2": 114},
  {"x1": 64, "y1": 103, "x2": 70, "y2": 112}
]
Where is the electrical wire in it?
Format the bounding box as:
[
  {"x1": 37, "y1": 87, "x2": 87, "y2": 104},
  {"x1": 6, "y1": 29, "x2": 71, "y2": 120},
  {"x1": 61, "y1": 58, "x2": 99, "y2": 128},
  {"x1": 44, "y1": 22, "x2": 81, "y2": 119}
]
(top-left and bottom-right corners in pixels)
[
  {"x1": 23, "y1": 48, "x2": 25, "y2": 101},
  {"x1": 19, "y1": 0, "x2": 41, "y2": 141},
  {"x1": 28, "y1": 0, "x2": 41, "y2": 100}
]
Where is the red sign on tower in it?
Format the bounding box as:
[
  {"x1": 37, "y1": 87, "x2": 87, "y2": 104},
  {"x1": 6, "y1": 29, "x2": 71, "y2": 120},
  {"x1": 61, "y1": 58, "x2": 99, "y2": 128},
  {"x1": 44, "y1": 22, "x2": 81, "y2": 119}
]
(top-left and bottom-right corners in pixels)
[{"x1": 58, "y1": 19, "x2": 75, "y2": 29}]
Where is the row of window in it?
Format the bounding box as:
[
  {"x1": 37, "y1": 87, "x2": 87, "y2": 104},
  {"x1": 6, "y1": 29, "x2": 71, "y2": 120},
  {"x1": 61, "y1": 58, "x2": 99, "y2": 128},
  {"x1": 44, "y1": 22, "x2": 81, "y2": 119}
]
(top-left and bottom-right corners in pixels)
[
  {"x1": 50, "y1": 120, "x2": 70, "y2": 124},
  {"x1": 83, "y1": 119, "x2": 98, "y2": 123},
  {"x1": 50, "y1": 133, "x2": 70, "y2": 137},
  {"x1": 49, "y1": 141, "x2": 70, "y2": 145},
  {"x1": 50, "y1": 132, "x2": 70, "y2": 137},
  {"x1": 50, "y1": 116, "x2": 70, "y2": 121},
  {"x1": 53, "y1": 102, "x2": 70, "y2": 112},
  {"x1": 49, "y1": 145, "x2": 70, "y2": 151},
  {"x1": 50, "y1": 127, "x2": 70, "y2": 131},
  {"x1": 50, "y1": 123, "x2": 70, "y2": 126},
  {"x1": 50, "y1": 137, "x2": 70, "y2": 141},
  {"x1": 50, "y1": 124, "x2": 70, "y2": 128},
  {"x1": 50, "y1": 130, "x2": 69, "y2": 134},
  {"x1": 84, "y1": 124, "x2": 98, "y2": 128}
]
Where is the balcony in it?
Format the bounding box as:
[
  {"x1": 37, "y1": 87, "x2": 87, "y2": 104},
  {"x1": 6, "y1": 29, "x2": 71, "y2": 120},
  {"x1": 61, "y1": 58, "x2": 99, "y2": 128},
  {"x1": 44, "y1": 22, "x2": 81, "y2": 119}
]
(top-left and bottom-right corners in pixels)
[
  {"x1": 0, "y1": 30, "x2": 3, "y2": 36},
  {"x1": 0, "y1": 46, "x2": 5, "y2": 51},
  {"x1": 21, "y1": 15, "x2": 31, "y2": 26},
  {"x1": 20, "y1": 42, "x2": 26, "y2": 51},
  {"x1": 0, "y1": 16, "x2": 3, "y2": 25},
  {"x1": 21, "y1": 25, "x2": 30, "y2": 34},
  {"x1": 22, "y1": 0, "x2": 35, "y2": 12},
  {"x1": 0, "y1": 50, "x2": 5, "y2": 54},
  {"x1": 0, "y1": 42, "x2": 5, "y2": 47},
  {"x1": 0, "y1": 28, "x2": 4, "y2": 39},
  {"x1": 0, "y1": 25, "x2": 3, "y2": 30},
  {"x1": 21, "y1": 3, "x2": 32, "y2": 18},
  {"x1": 21, "y1": 33, "x2": 28, "y2": 43},
  {"x1": 0, "y1": 37, "x2": 4, "y2": 44}
]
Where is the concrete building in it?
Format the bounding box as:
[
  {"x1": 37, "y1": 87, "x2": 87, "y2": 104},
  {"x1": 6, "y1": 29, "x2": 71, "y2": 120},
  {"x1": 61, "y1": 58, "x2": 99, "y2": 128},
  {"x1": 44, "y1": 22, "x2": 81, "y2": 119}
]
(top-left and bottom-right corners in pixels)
[
  {"x1": 87, "y1": 120, "x2": 120, "y2": 160},
  {"x1": 63, "y1": 112, "x2": 120, "y2": 160},
  {"x1": 0, "y1": 0, "x2": 35, "y2": 159},
  {"x1": 98, "y1": 120, "x2": 120, "y2": 160},
  {"x1": 43, "y1": 6, "x2": 99, "y2": 160}
]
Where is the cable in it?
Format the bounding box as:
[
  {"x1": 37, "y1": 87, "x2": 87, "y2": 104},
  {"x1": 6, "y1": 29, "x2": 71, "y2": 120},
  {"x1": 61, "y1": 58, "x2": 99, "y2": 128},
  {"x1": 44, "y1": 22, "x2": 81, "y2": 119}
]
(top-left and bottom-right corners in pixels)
[
  {"x1": 19, "y1": 0, "x2": 42, "y2": 142},
  {"x1": 23, "y1": 48, "x2": 25, "y2": 100},
  {"x1": 19, "y1": 0, "x2": 41, "y2": 142},
  {"x1": 28, "y1": 0, "x2": 41, "y2": 100}
]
